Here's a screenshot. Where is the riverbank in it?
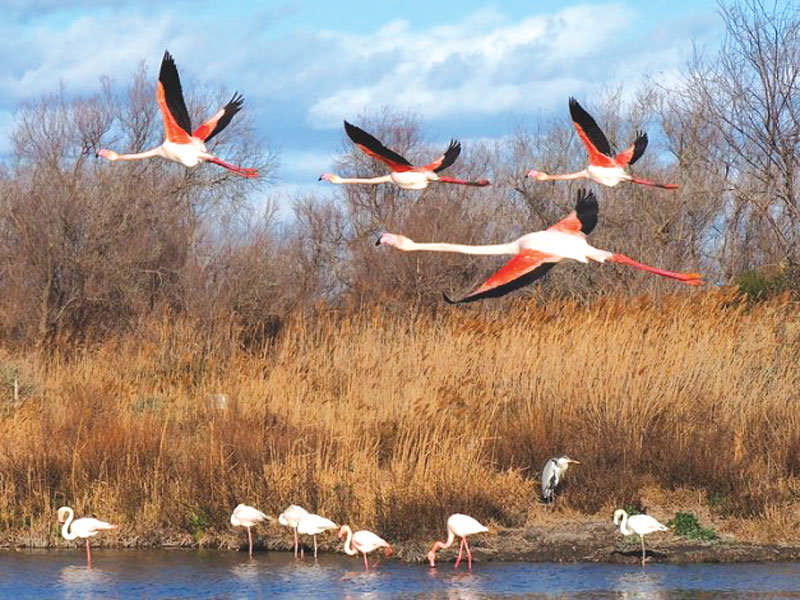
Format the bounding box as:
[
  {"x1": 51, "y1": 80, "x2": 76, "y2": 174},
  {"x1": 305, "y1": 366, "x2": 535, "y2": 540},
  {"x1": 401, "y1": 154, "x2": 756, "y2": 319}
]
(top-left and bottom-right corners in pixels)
[{"x1": 2, "y1": 292, "x2": 800, "y2": 558}]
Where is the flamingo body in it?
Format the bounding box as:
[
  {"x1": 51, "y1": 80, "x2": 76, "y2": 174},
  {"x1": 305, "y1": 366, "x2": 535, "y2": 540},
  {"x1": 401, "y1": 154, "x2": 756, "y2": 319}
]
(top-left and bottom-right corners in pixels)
[
  {"x1": 614, "y1": 509, "x2": 669, "y2": 566},
  {"x1": 297, "y1": 513, "x2": 337, "y2": 558},
  {"x1": 378, "y1": 189, "x2": 702, "y2": 303},
  {"x1": 338, "y1": 525, "x2": 393, "y2": 570},
  {"x1": 97, "y1": 51, "x2": 257, "y2": 178},
  {"x1": 319, "y1": 121, "x2": 489, "y2": 190},
  {"x1": 428, "y1": 513, "x2": 488, "y2": 570},
  {"x1": 57, "y1": 506, "x2": 117, "y2": 568}
]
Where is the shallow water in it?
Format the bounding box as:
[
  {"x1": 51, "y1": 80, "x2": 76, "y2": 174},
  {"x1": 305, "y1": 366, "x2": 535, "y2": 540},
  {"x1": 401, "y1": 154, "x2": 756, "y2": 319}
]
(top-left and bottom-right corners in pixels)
[{"x1": 2, "y1": 550, "x2": 800, "y2": 598}]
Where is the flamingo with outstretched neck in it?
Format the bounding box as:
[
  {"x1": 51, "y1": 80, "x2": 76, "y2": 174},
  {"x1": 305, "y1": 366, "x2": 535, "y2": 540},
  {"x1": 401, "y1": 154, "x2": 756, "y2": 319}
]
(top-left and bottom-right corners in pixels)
[
  {"x1": 97, "y1": 51, "x2": 257, "y2": 178},
  {"x1": 337, "y1": 525, "x2": 393, "y2": 570},
  {"x1": 319, "y1": 121, "x2": 490, "y2": 190},
  {"x1": 57, "y1": 506, "x2": 117, "y2": 569},
  {"x1": 526, "y1": 98, "x2": 678, "y2": 189},
  {"x1": 377, "y1": 189, "x2": 702, "y2": 303},
  {"x1": 427, "y1": 514, "x2": 488, "y2": 571}
]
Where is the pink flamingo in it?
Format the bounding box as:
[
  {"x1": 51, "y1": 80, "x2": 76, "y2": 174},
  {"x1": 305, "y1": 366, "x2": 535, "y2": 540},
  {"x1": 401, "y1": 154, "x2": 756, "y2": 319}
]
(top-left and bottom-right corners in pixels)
[
  {"x1": 526, "y1": 98, "x2": 678, "y2": 189},
  {"x1": 427, "y1": 514, "x2": 488, "y2": 571},
  {"x1": 319, "y1": 121, "x2": 490, "y2": 189},
  {"x1": 57, "y1": 506, "x2": 117, "y2": 569},
  {"x1": 97, "y1": 51, "x2": 258, "y2": 178},
  {"x1": 337, "y1": 525, "x2": 393, "y2": 570},
  {"x1": 230, "y1": 503, "x2": 272, "y2": 558},
  {"x1": 378, "y1": 189, "x2": 702, "y2": 303}
]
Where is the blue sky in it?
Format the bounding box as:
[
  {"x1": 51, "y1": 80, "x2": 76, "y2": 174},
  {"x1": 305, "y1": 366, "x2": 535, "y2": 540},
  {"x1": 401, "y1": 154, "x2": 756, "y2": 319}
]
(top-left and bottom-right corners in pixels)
[{"x1": 2, "y1": 0, "x2": 721, "y2": 203}]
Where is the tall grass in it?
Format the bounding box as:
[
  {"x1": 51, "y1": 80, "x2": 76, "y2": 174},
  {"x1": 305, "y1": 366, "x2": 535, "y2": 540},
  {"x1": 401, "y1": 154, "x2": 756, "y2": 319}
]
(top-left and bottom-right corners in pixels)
[{"x1": 1, "y1": 291, "x2": 799, "y2": 547}]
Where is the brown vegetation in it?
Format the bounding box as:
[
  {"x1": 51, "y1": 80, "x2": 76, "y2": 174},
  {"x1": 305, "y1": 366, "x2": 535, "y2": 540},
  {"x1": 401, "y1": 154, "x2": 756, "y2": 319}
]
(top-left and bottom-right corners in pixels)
[{"x1": 1, "y1": 292, "x2": 799, "y2": 547}]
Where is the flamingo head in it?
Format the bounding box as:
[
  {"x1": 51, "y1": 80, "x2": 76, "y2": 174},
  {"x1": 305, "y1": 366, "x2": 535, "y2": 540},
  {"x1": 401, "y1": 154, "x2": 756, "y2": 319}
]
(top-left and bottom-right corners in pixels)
[
  {"x1": 57, "y1": 507, "x2": 70, "y2": 523},
  {"x1": 376, "y1": 232, "x2": 413, "y2": 251},
  {"x1": 427, "y1": 542, "x2": 441, "y2": 568},
  {"x1": 613, "y1": 509, "x2": 627, "y2": 525},
  {"x1": 384, "y1": 545, "x2": 393, "y2": 557},
  {"x1": 318, "y1": 173, "x2": 340, "y2": 183},
  {"x1": 97, "y1": 149, "x2": 119, "y2": 161},
  {"x1": 336, "y1": 525, "x2": 349, "y2": 539},
  {"x1": 525, "y1": 169, "x2": 548, "y2": 181}
]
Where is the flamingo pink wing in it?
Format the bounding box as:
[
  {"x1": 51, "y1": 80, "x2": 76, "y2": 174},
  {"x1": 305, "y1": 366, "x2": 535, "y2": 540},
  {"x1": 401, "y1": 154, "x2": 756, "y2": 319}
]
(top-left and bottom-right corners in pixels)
[
  {"x1": 157, "y1": 81, "x2": 192, "y2": 144},
  {"x1": 445, "y1": 250, "x2": 559, "y2": 303},
  {"x1": 193, "y1": 93, "x2": 244, "y2": 142},
  {"x1": 421, "y1": 140, "x2": 461, "y2": 173},
  {"x1": 344, "y1": 121, "x2": 415, "y2": 172},
  {"x1": 548, "y1": 189, "x2": 598, "y2": 235},
  {"x1": 615, "y1": 132, "x2": 648, "y2": 167},
  {"x1": 569, "y1": 98, "x2": 616, "y2": 168}
]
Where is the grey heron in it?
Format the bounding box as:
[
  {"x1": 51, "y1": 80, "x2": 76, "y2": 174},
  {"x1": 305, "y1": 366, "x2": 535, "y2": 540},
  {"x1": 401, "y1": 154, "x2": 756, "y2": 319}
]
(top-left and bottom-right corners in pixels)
[{"x1": 541, "y1": 456, "x2": 580, "y2": 505}]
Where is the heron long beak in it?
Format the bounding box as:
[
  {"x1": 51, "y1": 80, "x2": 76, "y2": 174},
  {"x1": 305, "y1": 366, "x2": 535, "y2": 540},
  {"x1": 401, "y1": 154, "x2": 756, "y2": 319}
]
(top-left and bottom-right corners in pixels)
[{"x1": 569, "y1": 460, "x2": 581, "y2": 464}]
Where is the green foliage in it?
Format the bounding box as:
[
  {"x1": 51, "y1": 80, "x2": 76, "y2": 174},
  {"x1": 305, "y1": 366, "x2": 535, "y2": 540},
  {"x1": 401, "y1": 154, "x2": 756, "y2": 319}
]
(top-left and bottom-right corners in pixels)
[
  {"x1": 667, "y1": 511, "x2": 718, "y2": 541},
  {"x1": 189, "y1": 510, "x2": 210, "y2": 538},
  {"x1": 623, "y1": 503, "x2": 643, "y2": 516},
  {"x1": 736, "y1": 264, "x2": 798, "y2": 300}
]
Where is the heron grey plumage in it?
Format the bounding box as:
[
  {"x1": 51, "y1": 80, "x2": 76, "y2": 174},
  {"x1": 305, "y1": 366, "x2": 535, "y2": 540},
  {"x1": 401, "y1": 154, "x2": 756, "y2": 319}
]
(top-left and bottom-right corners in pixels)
[{"x1": 541, "y1": 456, "x2": 580, "y2": 504}]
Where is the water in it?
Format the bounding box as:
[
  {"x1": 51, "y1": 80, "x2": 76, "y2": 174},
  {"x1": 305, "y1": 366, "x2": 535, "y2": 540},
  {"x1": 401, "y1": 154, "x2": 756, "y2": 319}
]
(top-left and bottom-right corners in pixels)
[{"x1": 2, "y1": 550, "x2": 800, "y2": 598}]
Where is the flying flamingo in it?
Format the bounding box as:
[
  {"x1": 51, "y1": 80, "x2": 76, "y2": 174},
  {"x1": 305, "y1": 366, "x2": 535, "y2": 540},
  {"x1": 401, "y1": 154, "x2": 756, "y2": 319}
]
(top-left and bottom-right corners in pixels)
[
  {"x1": 337, "y1": 525, "x2": 393, "y2": 571},
  {"x1": 279, "y1": 504, "x2": 309, "y2": 557},
  {"x1": 427, "y1": 514, "x2": 488, "y2": 571},
  {"x1": 57, "y1": 506, "x2": 117, "y2": 569},
  {"x1": 97, "y1": 51, "x2": 258, "y2": 178},
  {"x1": 297, "y1": 513, "x2": 338, "y2": 558},
  {"x1": 377, "y1": 189, "x2": 702, "y2": 303},
  {"x1": 230, "y1": 504, "x2": 272, "y2": 558},
  {"x1": 613, "y1": 509, "x2": 670, "y2": 566},
  {"x1": 541, "y1": 456, "x2": 580, "y2": 506},
  {"x1": 526, "y1": 98, "x2": 678, "y2": 190},
  {"x1": 319, "y1": 121, "x2": 490, "y2": 190}
]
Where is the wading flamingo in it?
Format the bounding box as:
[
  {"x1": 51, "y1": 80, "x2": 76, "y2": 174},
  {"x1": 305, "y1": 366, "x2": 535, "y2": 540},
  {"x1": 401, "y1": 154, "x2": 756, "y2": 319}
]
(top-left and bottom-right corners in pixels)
[
  {"x1": 319, "y1": 121, "x2": 490, "y2": 190},
  {"x1": 614, "y1": 509, "x2": 669, "y2": 566},
  {"x1": 541, "y1": 456, "x2": 580, "y2": 506},
  {"x1": 337, "y1": 525, "x2": 393, "y2": 571},
  {"x1": 97, "y1": 51, "x2": 258, "y2": 178},
  {"x1": 279, "y1": 504, "x2": 309, "y2": 557},
  {"x1": 57, "y1": 506, "x2": 117, "y2": 569},
  {"x1": 230, "y1": 504, "x2": 272, "y2": 558},
  {"x1": 427, "y1": 513, "x2": 488, "y2": 571},
  {"x1": 526, "y1": 98, "x2": 677, "y2": 189},
  {"x1": 377, "y1": 189, "x2": 702, "y2": 303},
  {"x1": 297, "y1": 513, "x2": 338, "y2": 558}
]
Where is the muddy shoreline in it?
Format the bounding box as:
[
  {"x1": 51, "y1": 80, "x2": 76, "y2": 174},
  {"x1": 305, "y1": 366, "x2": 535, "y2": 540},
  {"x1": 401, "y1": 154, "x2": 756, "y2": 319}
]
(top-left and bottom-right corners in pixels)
[{"x1": 7, "y1": 520, "x2": 800, "y2": 565}]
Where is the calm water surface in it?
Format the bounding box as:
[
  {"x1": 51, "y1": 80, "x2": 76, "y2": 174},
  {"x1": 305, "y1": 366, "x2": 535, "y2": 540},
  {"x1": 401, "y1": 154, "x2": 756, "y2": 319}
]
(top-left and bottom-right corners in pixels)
[{"x1": 2, "y1": 550, "x2": 800, "y2": 598}]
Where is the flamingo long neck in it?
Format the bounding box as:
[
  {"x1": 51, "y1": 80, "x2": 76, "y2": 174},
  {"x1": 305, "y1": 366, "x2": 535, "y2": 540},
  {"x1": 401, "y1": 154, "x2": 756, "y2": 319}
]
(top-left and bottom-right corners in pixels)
[
  {"x1": 401, "y1": 240, "x2": 519, "y2": 256},
  {"x1": 542, "y1": 170, "x2": 588, "y2": 181},
  {"x1": 333, "y1": 175, "x2": 392, "y2": 185},
  {"x1": 439, "y1": 527, "x2": 456, "y2": 550},
  {"x1": 618, "y1": 513, "x2": 633, "y2": 536},
  {"x1": 111, "y1": 147, "x2": 165, "y2": 161},
  {"x1": 341, "y1": 526, "x2": 357, "y2": 556},
  {"x1": 61, "y1": 508, "x2": 77, "y2": 541}
]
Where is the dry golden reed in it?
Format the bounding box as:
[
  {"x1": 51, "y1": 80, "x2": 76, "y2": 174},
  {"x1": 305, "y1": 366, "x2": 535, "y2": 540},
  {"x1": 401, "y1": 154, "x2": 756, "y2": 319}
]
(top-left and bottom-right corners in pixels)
[{"x1": 1, "y1": 291, "x2": 799, "y2": 547}]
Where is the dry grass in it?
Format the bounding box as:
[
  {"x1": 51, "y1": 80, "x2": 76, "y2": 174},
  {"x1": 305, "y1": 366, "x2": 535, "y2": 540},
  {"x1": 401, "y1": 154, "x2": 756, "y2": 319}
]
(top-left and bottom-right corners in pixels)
[{"x1": 1, "y1": 290, "x2": 800, "y2": 547}]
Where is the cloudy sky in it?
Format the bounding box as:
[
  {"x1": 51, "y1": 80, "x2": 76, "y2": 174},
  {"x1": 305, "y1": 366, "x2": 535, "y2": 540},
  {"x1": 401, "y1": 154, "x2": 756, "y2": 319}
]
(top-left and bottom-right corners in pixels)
[{"x1": 2, "y1": 0, "x2": 720, "y2": 200}]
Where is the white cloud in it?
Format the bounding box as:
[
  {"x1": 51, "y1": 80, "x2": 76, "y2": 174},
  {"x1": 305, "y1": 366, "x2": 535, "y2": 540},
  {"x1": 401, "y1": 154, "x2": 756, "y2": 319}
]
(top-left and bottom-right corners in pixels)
[{"x1": 305, "y1": 4, "x2": 637, "y2": 126}]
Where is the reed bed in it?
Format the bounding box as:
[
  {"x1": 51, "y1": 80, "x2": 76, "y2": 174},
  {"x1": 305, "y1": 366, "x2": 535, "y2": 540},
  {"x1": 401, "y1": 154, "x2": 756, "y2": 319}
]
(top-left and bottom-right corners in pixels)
[{"x1": 1, "y1": 291, "x2": 799, "y2": 547}]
